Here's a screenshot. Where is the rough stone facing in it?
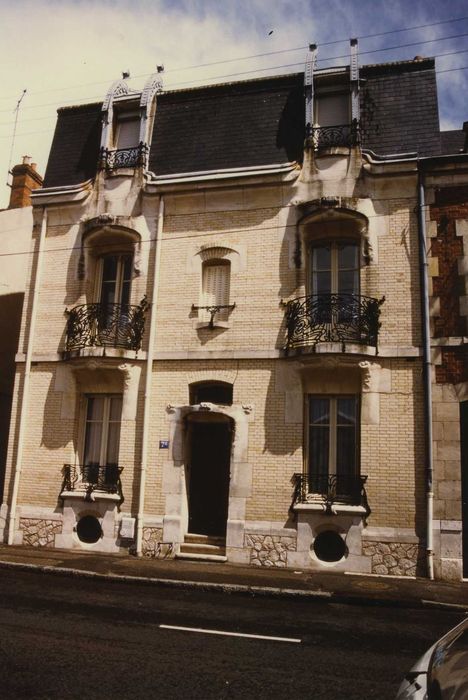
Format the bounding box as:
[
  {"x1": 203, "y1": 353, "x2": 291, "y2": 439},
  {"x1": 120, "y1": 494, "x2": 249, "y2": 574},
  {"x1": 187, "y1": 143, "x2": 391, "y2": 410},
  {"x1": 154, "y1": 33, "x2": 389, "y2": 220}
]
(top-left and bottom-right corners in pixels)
[
  {"x1": 141, "y1": 527, "x2": 174, "y2": 558},
  {"x1": 362, "y1": 541, "x2": 418, "y2": 576},
  {"x1": 19, "y1": 518, "x2": 62, "y2": 547},
  {"x1": 245, "y1": 533, "x2": 296, "y2": 567}
]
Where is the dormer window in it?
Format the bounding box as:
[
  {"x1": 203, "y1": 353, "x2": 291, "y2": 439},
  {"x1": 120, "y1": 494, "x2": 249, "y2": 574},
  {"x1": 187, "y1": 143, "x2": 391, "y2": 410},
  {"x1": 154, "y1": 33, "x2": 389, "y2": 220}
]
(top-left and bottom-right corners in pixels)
[
  {"x1": 115, "y1": 113, "x2": 140, "y2": 150},
  {"x1": 313, "y1": 88, "x2": 356, "y2": 150},
  {"x1": 315, "y1": 91, "x2": 350, "y2": 129}
]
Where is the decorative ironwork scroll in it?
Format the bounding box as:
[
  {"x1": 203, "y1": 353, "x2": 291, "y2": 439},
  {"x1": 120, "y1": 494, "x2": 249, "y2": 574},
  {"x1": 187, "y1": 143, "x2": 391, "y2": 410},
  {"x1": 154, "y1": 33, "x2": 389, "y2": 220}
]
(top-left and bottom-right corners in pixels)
[
  {"x1": 61, "y1": 463, "x2": 123, "y2": 503},
  {"x1": 100, "y1": 142, "x2": 149, "y2": 170},
  {"x1": 65, "y1": 298, "x2": 149, "y2": 352},
  {"x1": 191, "y1": 303, "x2": 236, "y2": 329},
  {"x1": 309, "y1": 119, "x2": 360, "y2": 150},
  {"x1": 292, "y1": 472, "x2": 370, "y2": 515},
  {"x1": 285, "y1": 293, "x2": 384, "y2": 350}
]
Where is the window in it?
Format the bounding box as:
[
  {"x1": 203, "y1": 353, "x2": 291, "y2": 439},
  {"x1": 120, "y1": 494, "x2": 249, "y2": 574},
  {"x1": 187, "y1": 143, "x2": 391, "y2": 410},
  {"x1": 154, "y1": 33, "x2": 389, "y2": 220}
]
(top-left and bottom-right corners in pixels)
[
  {"x1": 309, "y1": 241, "x2": 359, "y2": 296},
  {"x1": 309, "y1": 241, "x2": 360, "y2": 324},
  {"x1": 314, "y1": 92, "x2": 350, "y2": 128},
  {"x1": 307, "y1": 395, "x2": 359, "y2": 495},
  {"x1": 115, "y1": 115, "x2": 140, "y2": 150},
  {"x1": 189, "y1": 381, "x2": 233, "y2": 406},
  {"x1": 97, "y1": 253, "x2": 132, "y2": 308},
  {"x1": 83, "y1": 395, "x2": 122, "y2": 467},
  {"x1": 199, "y1": 259, "x2": 231, "y2": 324}
]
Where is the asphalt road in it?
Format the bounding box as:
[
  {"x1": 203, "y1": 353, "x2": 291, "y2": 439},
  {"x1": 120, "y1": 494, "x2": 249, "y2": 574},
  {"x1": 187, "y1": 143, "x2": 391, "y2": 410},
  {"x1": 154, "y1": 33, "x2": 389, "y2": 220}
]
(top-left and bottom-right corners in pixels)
[{"x1": 0, "y1": 569, "x2": 463, "y2": 699}]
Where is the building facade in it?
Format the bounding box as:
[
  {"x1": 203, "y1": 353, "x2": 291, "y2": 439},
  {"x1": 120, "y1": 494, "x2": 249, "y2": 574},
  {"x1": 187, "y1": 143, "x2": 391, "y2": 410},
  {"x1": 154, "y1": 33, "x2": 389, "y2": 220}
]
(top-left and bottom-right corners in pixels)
[{"x1": 1, "y1": 45, "x2": 467, "y2": 579}]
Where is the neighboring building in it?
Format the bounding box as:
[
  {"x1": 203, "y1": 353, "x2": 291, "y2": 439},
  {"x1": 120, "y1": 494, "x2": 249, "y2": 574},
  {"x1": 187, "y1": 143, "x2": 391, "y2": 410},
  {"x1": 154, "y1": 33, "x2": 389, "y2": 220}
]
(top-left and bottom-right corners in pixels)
[
  {"x1": 0, "y1": 44, "x2": 466, "y2": 580},
  {"x1": 0, "y1": 158, "x2": 42, "y2": 500},
  {"x1": 421, "y1": 133, "x2": 468, "y2": 580}
]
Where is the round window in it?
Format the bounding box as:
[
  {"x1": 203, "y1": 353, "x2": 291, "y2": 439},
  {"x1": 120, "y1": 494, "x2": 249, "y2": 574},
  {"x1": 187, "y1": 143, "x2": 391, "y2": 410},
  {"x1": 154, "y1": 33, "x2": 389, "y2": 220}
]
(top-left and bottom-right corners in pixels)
[
  {"x1": 76, "y1": 515, "x2": 102, "y2": 544},
  {"x1": 313, "y1": 530, "x2": 346, "y2": 562}
]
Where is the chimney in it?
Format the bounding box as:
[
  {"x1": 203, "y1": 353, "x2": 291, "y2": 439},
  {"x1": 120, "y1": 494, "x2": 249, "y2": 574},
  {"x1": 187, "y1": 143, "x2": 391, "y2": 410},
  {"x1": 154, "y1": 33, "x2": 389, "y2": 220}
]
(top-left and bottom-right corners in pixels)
[{"x1": 8, "y1": 156, "x2": 43, "y2": 209}]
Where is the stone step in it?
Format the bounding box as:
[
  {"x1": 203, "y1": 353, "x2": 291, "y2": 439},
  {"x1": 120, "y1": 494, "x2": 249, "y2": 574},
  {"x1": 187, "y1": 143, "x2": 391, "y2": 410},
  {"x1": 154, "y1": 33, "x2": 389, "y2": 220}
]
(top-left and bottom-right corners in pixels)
[
  {"x1": 184, "y1": 533, "x2": 226, "y2": 547},
  {"x1": 179, "y1": 542, "x2": 226, "y2": 556},
  {"x1": 176, "y1": 552, "x2": 227, "y2": 563}
]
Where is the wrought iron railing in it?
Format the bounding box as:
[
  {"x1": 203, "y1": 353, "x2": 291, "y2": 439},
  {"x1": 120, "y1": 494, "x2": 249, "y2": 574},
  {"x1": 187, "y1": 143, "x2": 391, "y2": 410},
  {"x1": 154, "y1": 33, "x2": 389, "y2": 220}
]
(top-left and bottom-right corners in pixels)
[
  {"x1": 100, "y1": 142, "x2": 148, "y2": 170},
  {"x1": 284, "y1": 293, "x2": 384, "y2": 350},
  {"x1": 191, "y1": 303, "x2": 236, "y2": 328},
  {"x1": 292, "y1": 472, "x2": 369, "y2": 513},
  {"x1": 65, "y1": 298, "x2": 149, "y2": 352},
  {"x1": 307, "y1": 120, "x2": 360, "y2": 150},
  {"x1": 61, "y1": 463, "x2": 123, "y2": 501}
]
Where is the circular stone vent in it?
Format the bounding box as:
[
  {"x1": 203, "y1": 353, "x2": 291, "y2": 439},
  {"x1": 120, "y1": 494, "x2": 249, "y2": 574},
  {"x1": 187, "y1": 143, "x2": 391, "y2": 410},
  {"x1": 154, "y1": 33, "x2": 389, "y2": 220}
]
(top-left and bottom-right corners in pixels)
[
  {"x1": 313, "y1": 530, "x2": 346, "y2": 562},
  {"x1": 76, "y1": 515, "x2": 102, "y2": 544}
]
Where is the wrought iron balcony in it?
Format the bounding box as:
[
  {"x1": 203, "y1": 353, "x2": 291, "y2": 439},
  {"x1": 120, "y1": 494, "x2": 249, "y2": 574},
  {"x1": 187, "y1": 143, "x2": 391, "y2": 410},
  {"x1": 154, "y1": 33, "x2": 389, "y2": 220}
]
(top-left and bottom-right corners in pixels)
[
  {"x1": 191, "y1": 303, "x2": 236, "y2": 328},
  {"x1": 307, "y1": 119, "x2": 360, "y2": 150},
  {"x1": 284, "y1": 293, "x2": 384, "y2": 351},
  {"x1": 61, "y1": 463, "x2": 123, "y2": 502},
  {"x1": 65, "y1": 298, "x2": 149, "y2": 352},
  {"x1": 292, "y1": 472, "x2": 369, "y2": 513},
  {"x1": 100, "y1": 142, "x2": 148, "y2": 170}
]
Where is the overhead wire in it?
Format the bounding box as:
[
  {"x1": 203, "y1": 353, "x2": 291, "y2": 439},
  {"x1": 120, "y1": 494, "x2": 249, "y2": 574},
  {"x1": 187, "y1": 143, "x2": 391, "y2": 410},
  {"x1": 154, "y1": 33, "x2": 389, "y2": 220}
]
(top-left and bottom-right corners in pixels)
[
  {"x1": 0, "y1": 13, "x2": 467, "y2": 103},
  {"x1": 1, "y1": 27, "x2": 468, "y2": 117}
]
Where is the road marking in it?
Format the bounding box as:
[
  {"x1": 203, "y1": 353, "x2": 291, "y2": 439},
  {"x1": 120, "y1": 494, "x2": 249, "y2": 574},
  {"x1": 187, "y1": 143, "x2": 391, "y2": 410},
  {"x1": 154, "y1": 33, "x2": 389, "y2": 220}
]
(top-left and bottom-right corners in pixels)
[{"x1": 159, "y1": 624, "x2": 301, "y2": 643}]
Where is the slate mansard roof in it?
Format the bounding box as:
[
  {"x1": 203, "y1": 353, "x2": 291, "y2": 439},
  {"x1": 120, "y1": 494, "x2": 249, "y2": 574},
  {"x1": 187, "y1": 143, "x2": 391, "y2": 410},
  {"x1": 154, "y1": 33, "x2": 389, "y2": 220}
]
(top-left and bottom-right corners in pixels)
[{"x1": 44, "y1": 57, "x2": 453, "y2": 188}]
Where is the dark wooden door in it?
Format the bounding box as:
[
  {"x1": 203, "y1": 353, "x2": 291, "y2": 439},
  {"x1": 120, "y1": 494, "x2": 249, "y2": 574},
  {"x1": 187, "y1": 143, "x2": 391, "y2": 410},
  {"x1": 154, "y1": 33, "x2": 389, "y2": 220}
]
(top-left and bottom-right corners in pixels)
[
  {"x1": 461, "y1": 401, "x2": 468, "y2": 577},
  {"x1": 188, "y1": 421, "x2": 231, "y2": 537}
]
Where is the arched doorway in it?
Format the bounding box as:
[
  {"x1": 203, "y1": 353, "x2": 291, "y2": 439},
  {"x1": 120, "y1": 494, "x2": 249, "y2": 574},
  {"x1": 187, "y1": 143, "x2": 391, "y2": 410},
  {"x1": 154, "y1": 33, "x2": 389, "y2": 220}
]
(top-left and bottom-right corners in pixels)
[{"x1": 186, "y1": 413, "x2": 233, "y2": 537}]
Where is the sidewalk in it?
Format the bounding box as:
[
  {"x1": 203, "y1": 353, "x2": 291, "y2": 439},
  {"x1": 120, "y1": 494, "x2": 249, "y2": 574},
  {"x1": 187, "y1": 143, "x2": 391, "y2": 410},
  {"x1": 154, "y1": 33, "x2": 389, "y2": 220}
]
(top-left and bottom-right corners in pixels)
[{"x1": 0, "y1": 544, "x2": 467, "y2": 611}]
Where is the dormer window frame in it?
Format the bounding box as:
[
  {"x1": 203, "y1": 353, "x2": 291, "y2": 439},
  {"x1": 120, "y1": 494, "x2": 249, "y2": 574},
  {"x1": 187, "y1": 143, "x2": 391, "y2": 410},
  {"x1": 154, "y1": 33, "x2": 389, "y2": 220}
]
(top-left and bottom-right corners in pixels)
[{"x1": 99, "y1": 70, "x2": 164, "y2": 172}]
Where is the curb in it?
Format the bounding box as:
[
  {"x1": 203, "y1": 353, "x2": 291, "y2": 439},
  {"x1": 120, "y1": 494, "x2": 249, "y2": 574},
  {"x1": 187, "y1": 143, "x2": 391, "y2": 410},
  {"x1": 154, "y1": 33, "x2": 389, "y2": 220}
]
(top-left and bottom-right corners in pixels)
[{"x1": 0, "y1": 559, "x2": 467, "y2": 612}]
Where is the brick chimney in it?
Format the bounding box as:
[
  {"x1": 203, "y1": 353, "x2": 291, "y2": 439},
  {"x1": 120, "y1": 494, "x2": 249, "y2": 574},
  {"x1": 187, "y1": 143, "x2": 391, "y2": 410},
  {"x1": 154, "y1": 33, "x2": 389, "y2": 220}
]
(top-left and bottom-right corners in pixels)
[{"x1": 8, "y1": 156, "x2": 43, "y2": 209}]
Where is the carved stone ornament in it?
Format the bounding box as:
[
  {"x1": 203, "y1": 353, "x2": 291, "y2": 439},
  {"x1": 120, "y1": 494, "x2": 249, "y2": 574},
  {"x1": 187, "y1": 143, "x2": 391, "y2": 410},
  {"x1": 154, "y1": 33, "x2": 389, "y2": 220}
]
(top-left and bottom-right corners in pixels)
[
  {"x1": 242, "y1": 404, "x2": 253, "y2": 415},
  {"x1": 358, "y1": 361, "x2": 372, "y2": 391},
  {"x1": 198, "y1": 402, "x2": 213, "y2": 411},
  {"x1": 166, "y1": 404, "x2": 177, "y2": 414},
  {"x1": 140, "y1": 72, "x2": 164, "y2": 108}
]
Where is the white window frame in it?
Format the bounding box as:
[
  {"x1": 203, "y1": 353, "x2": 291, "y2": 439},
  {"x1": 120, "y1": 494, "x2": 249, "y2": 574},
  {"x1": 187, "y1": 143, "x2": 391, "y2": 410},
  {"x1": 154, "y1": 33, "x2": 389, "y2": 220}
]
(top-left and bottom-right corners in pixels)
[
  {"x1": 305, "y1": 394, "x2": 360, "y2": 480},
  {"x1": 81, "y1": 394, "x2": 123, "y2": 468},
  {"x1": 308, "y1": 240, "x2": 360, "y2": 296},
  {"x1": 94, "y1": 253, "x2": 133, "y2": 305}
]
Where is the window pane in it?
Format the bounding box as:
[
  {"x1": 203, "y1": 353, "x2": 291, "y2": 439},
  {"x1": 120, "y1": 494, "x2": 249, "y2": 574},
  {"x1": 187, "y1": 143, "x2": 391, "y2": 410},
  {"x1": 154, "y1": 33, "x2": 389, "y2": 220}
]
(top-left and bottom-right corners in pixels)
[
  {"x1": 86, "y1": 396, "x2": 104, "y2": 422},
  {"x1": 102, "y1": 256, "x2": 118, "y2": 282},
  {"x1": 316, "y1": 93, "x2": 349, "y2": 126},
  {"x1": 117, "y1": 119, "x2": 140, "y2": 149},
  {"x1": 106, "y1": 422, "x2": 121, "y2": 465},
  {"x1": 336, "y1": 426, "x2": 356, "y2": 477},
  {"x1": 338, "y1": 269, "x2": 359, "y2": 296},
  {"x1": 314, "y1": 271, "x2": 332, "y2": 295},
  {"x1": 337, "y1": 397, "x2": 357, "y2": 426},
  {"x1": 109, "y1": 396, "x2": 123, "y2": 422},
  {"x1": 84, "y1": 421, "x2": 102, "y2": 465},
  {"x1": 309, "y1": 397, "x2": 329, "y2": 425},
  {"x1": 309, "y1": 426, "x2": 329, "y2": 475},
  {"x1": 312, "y1": 246, "x2": 331, "y2": 271},
  {"x1": 338, "y1": 244, "x2": 359, "y2": 270}
]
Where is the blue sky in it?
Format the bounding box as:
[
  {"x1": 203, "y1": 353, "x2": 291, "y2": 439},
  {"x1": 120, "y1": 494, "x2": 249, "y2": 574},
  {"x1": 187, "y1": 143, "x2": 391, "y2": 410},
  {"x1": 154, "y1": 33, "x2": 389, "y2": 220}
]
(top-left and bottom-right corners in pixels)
[{"x1": 0, "y1": 0, "x2": 467, "y2": 206}]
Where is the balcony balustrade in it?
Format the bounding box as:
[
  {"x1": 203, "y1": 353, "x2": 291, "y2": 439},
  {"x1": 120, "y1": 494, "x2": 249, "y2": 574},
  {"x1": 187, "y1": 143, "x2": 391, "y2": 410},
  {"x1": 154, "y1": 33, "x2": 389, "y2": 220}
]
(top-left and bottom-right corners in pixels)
[
  {"x1": 307, "y1": 119, "x2": 360, "y2": 150},
  {"x1": 284, "y1": 293, "x2": 384, "y2": 351},
  {"x1": 61, "y1": 463, "x2": 123, "y2": 501},
  {"x1": 65, "y1": 299, "x2": 149, "y2": 353},
  {"x1": 292, "y1": 472, "x2": 369, "y2": 514},
  {"x1": 100, "y1": 142, "x2": 148, "y2": 170}
]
